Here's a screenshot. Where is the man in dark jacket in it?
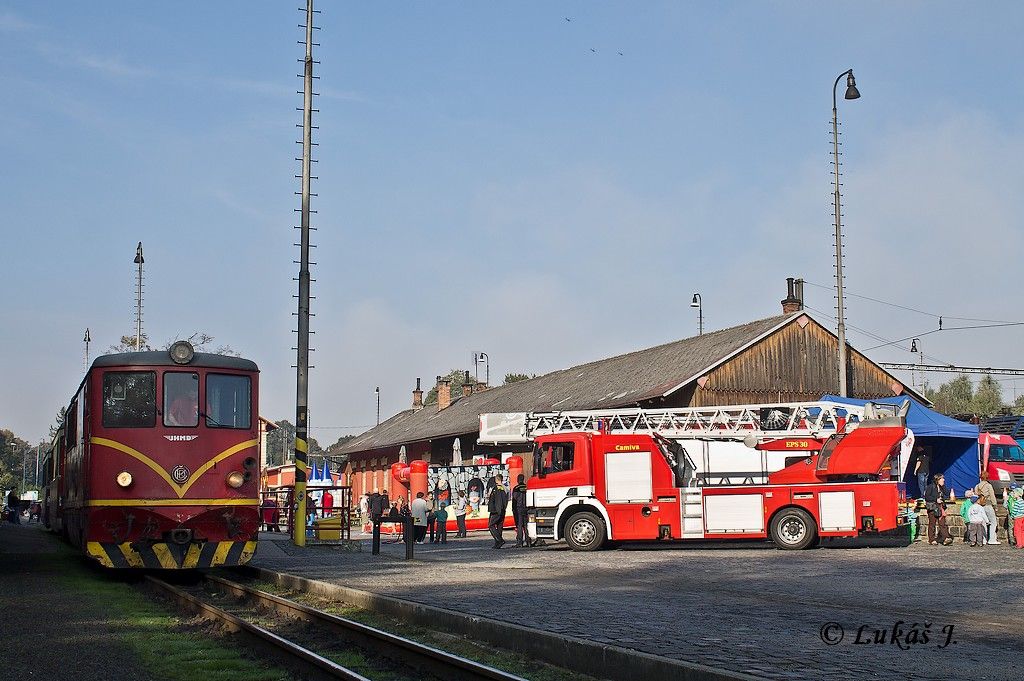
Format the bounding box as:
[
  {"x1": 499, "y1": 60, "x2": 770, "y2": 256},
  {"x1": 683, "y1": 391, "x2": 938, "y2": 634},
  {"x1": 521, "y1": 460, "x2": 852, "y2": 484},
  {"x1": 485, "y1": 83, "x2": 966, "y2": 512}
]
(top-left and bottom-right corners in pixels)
[
  {"x1": 487, "y1": 474, "x2": 509, "y2": 549},
  {"x1": 368, "y1": 490, "x2": 385, "y2": 526},
  {"x1": 511, "y1": 474, "x2": 529, "y2": 547},
  {"x1": 924, "y1": 473, "x2": 953, "y2": 545}
]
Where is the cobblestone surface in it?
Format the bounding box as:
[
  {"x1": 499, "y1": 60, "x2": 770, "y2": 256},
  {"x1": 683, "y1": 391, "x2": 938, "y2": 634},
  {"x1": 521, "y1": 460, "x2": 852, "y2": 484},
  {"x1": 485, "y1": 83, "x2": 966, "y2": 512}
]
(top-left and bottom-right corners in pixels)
[{"x1": 253, "y1": 531, "x2": 1022, "y2": 681}]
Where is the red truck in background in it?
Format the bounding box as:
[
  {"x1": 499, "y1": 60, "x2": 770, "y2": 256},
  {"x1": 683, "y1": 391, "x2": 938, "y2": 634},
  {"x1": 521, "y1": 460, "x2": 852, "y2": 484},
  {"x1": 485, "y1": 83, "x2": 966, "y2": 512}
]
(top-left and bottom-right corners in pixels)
[
  {"x1": 482, "y1": 401, "x2": 910, "y2": 551},
  {"x1": 978, "y1": 431, "x2": 1024, "y2": 495}
]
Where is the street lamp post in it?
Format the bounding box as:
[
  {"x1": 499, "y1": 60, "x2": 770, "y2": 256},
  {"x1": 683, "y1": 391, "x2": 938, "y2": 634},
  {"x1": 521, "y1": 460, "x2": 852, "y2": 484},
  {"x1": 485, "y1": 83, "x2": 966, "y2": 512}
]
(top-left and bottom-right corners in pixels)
[
  {"x1": 475, "y1": 352, "x2": 489, "y2": 386},
  {"x1": 831, "y1": 68, "x2": 860, "y2": 397},
  {"x1": 910, "y1": 338, "x2": 922, "y2": 392},
  {"x1": 375, "y1": 387, "x2": 380, "y2": 426},
  {"x1": 690, "y1": 293, "x2": 703, "y2": 336}
]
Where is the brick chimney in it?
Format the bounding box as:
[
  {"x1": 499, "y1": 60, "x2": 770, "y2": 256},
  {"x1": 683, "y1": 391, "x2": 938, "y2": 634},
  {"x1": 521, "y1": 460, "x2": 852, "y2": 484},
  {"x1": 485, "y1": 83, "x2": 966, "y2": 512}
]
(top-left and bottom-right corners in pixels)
[
  {"x1": 412, "y1": 378, "x2": 423, "y2": 411},
  {"x1": 436, "y1": 375, "x2": 452, "y2": 411},
  {"x1": 461, "y1": 370, "x2": 474, "y2": 398},
  {"x1": 781, "y1": 276, "x2": 803, "y2": 314}
]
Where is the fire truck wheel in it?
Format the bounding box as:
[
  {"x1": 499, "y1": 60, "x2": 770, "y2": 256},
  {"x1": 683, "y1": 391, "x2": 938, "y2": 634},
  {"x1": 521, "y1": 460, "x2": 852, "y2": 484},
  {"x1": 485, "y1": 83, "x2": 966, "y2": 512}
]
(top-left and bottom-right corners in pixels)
[
  {"x1": 769, "y1": 507, "x2": 817, "y2": 550},
  {"x1": 564, "y1": 512, "x2": 605, "y2": 551}
]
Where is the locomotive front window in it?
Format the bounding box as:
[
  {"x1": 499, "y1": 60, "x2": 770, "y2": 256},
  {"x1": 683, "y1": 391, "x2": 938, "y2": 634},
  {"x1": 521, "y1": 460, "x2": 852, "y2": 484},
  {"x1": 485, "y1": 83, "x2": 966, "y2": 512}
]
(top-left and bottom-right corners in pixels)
[
  {"x1": 163, "y1": 372, "x2": 199, "y2": 427},
  {"x1": 102, "y1": 371, "x2": 156, "y2": 428},
  {"x1": 206, "y1": 374, "x2": 251, "y2": 429}
]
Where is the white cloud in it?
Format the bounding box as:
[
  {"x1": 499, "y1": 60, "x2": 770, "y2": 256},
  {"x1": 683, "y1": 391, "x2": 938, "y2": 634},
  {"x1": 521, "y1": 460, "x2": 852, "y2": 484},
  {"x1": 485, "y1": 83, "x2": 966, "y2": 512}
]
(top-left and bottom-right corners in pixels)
[
  {"x1": 0, "y1": 11, "x2": 35, "y2": 32},
  {"x1": 35, "y1": 42, "x2": 153, "y2": 78}
]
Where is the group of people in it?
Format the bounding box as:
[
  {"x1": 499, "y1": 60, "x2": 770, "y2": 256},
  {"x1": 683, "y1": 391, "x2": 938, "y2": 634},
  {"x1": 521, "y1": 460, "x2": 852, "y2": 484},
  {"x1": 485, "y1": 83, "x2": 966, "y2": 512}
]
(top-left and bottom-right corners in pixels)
[
  {"x1": 359, "y1": 473, "x2": 531, "y2": 549},
  {"x1": 922, "y1": 471, "x2": 1024, "y2": 548},
  {"x1": 259, "y1": 488, "x2": 339, "y2": 533}
]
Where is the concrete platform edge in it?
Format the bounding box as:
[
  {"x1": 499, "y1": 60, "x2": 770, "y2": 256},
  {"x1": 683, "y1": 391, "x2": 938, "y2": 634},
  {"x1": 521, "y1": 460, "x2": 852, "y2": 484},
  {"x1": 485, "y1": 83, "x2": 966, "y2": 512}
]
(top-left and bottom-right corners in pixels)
[{"x1": 253, "y1": 566, "x2": 761, "y2": 681}]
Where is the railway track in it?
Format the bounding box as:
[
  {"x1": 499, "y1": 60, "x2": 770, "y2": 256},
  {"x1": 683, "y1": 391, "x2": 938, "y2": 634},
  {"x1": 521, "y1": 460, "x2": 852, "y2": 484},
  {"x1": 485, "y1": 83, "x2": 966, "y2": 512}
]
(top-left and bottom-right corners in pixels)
[{"x1": 146, "y1": 574, "x2": 529, "y2": 681}]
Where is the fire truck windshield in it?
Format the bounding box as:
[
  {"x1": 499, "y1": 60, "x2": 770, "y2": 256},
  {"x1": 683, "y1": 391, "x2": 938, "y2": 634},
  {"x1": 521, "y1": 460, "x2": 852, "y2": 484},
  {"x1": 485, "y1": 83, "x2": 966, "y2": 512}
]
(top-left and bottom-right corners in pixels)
[{"x1": 534, "y1": 442, "x2": 574, "y2": 477}]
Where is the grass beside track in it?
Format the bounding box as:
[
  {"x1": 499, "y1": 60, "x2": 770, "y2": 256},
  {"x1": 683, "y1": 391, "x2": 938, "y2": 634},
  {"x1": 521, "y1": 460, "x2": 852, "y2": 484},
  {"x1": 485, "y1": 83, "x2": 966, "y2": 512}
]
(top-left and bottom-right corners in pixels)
[
  {"x1": 59, "y1": 564, "x2": 291, "y2": 681},
  {"x1": 253, "y1": 580, "x2": 603, "y2": 681}
]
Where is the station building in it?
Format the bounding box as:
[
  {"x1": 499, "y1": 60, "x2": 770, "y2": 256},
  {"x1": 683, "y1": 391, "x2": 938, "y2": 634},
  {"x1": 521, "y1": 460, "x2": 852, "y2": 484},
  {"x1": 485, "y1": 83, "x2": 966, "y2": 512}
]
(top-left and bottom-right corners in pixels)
[{"x1": 336, "y1": 281, "x2": 926, "y2": 498}]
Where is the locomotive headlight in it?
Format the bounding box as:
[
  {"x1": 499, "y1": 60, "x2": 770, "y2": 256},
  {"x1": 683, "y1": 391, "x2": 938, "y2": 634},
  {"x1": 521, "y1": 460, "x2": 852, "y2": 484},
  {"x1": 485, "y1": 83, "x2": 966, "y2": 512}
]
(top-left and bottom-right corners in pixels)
[
  {"x1": 169, "y1": 340, "x2": 195, "y2": 365},
  {"x1": 226, "y1": 471, "x2": 245, "y2": 488},
  {"x1": 116, "y1": 471, "x2": 133, "y2": 488}
]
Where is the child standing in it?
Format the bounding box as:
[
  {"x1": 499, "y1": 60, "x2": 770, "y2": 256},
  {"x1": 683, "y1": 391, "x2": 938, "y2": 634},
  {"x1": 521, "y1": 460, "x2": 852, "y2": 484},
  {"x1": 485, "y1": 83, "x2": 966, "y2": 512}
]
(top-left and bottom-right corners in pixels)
[
  {"x1": 1010, "y1": 487, "x2": 1024, "y2": 549},
  {"x1": 435, "y1": 502, "x2": 449, "y2": 544},
  {"x1": 959, "y1": 490, "x2": 975, "y2": 543},
  {"x1": 966, "y1": 495, "x2": 987, "y2": 547}
]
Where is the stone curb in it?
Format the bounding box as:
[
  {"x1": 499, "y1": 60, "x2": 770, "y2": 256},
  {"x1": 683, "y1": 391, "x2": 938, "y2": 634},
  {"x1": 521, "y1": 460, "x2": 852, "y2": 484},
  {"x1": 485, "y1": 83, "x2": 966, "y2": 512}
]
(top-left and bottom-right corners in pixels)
[{"x1": 252, "y1": 566, "x2": 762, "y2": 681}]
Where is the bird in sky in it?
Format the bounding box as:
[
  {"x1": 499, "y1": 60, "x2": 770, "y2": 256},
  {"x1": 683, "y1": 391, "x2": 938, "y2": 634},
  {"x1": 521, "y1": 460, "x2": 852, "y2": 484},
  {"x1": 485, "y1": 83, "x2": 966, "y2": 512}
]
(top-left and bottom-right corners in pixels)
[
  {"x1": 565, "y1": 17, "x2": 571, "y2": 22},
  {"x1": 618, "y1": 51, "x2": 624, "y2": 56},
  {"x1": 590, "y1": 48, "x2": 596, "y2": 53}
]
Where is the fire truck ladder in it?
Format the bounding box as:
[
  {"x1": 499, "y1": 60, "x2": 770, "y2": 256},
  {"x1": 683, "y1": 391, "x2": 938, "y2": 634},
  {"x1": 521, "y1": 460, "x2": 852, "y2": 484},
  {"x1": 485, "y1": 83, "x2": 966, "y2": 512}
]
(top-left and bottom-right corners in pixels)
[{"x1": 524, "y1": 401, "x2": 865, "y2": 442}]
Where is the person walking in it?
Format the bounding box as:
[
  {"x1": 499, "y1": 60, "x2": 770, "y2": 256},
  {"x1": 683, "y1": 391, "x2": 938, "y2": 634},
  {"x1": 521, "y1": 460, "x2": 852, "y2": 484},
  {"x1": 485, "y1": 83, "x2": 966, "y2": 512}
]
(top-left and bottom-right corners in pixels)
[
  {"x1": 6, "y1": 488, "x2": 19, "y2": 525},
  {"x1": 426, "y1": 492, "x2": 437, "y2": 543},
  {"x1": 966, "y1": 495, "x2": 988, "y2": 547},
  {"x1": 435, "y1": 502, "x2": 449, "y2": 544},
  {"x1": 913, "y1": 447, "x2": 930, "y2": 498},
  {"x1": 322, "y1": 488, "x2": 335, "y2": 517},
  {"x1": 1007, "y1": 483, "x2": 1020, "y2": 545},
  {"x1": 369, "y1": 489, "x2": 385, "y2": 528},
  {"x1": 261, "y1": 496, "x2": 280, "y2": 532},
  {"x1": 511, "y1": 474, "x2": 529, "y2": 547},
  {"x1": 974, "y1": 472, "x2": 999, "y2": 545},
  {"x1": 454, "y1": 490, "x2": 468, "y2": 538},
  {"x1": 924, "y1": 473, "x2": 953, "y2": 545},
  {"x1": 1009, "y1": 486, "x2": 1024, "y2": 549},
  {"x1": 487, "y1": 474, "x2": 509, "y2": 549},
  {"x1": 359, "y1": 493, "x2": 370, "y2": 524},
  {"x1": 411, "y1": 492, "x2": 429, "y2": 543}
]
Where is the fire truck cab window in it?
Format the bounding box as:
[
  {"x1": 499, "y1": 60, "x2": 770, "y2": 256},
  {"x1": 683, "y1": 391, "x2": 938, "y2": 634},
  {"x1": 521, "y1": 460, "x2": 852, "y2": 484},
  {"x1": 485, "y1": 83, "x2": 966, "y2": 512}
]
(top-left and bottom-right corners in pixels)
[
  {"x1": 540, "y1": 443, "x2": 575, "y2": 475},
  {"x1": 206, "y1": 374, "x2": 251, "y2": 429},
  {"x1": 102, "y1": 372, "x2": 156, "y2": 428},
  {"x1": 163, "y1": 372, "x2": 199, "y2": 427},
  {"x1": 991, "y1": 444, "x2": 1024, "y2": 463}
]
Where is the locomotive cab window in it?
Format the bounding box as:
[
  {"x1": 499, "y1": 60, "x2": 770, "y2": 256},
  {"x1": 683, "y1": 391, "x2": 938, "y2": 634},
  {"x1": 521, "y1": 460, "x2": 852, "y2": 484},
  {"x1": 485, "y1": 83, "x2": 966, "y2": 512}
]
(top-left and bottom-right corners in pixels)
[
  {"x1": 163, "y1": 372, "x2": 199, "y2": 427},
  {"x1": 206, "y1": 374, "x2": 251, "y2": 429},
  {"x1": 102, "y1": 372, "x2": 156, "y2": 428}
]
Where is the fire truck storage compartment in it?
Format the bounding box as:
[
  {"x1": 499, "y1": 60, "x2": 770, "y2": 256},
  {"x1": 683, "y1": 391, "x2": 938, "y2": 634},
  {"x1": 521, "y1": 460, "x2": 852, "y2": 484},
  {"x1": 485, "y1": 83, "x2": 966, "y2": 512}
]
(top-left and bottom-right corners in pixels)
[
  {"x1": 704, "y1": 494, "x2": 764, "y2": 533},
  {"x1": 818, "y1": 490, "x2": 856, "y2": 531},
  {"x1": 604, "y1": 451, "x2": 653, "y2": 503}
]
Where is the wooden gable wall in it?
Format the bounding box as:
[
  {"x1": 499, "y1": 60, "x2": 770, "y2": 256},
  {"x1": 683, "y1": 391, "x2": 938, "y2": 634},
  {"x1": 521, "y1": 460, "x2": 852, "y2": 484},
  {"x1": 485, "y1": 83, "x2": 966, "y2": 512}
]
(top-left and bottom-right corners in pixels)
[{"x1": 658, "y1": 315, "x2": 907, "y2": 408}]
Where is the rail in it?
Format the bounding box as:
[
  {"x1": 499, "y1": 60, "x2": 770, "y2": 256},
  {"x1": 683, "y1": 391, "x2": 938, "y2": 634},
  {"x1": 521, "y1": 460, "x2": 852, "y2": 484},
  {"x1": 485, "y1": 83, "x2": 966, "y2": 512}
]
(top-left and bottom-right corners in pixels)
[{"x1": 148, "y1": 574, "x2": 528, "y2": 681}]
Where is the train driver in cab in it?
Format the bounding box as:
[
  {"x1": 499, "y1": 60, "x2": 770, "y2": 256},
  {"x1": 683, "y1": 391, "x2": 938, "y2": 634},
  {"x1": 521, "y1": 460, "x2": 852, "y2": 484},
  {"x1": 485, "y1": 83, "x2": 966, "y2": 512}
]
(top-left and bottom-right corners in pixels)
[{"x1": 165, "y1": 376, "x2": 199, "y2": 427}]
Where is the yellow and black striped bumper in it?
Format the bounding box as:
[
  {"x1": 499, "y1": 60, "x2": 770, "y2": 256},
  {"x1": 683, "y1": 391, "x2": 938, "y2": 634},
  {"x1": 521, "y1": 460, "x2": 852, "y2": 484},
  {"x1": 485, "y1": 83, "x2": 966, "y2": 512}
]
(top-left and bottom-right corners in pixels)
[{"x1": 86, "y1": 540, "x2": 257, "y2": 569}]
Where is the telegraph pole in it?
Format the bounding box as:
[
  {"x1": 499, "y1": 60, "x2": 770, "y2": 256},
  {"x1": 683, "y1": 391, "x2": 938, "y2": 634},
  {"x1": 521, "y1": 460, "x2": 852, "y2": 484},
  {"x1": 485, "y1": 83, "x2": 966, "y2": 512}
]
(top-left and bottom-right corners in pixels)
[
  {"x1": 292, "y1": 0, "x2": 319, "y2": 547},
  {"x1": 83, "y1": 328, "x2": 91, "y2": 369}
]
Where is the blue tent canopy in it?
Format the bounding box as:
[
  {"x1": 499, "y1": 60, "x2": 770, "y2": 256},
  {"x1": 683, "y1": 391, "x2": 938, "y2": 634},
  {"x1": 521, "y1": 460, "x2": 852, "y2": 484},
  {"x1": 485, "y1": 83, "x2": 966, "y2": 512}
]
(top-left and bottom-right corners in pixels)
[{"x1": 822, "y1": 395, "x2": 980, "y2": 496}]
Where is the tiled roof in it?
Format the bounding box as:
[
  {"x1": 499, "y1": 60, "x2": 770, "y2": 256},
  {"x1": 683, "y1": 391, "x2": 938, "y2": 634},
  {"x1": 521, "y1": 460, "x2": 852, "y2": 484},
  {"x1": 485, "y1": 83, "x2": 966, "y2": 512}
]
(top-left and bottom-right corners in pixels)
[{"x1": 336, "y1": 313, "x2": 799, "y2": 454}]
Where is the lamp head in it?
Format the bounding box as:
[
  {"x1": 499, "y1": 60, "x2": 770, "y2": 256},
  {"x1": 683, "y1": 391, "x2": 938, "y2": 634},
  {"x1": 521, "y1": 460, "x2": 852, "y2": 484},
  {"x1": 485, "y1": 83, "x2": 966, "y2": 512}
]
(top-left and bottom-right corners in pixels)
[
  {"x1": 690, "y1": 293, "x2": 700, "y2": 308},
  {"x1": 844, "y1": 71, "x2": 860, "y2": 100},
  {"x1": 910, "y1": 339, "x2": 919, "y2": 353}
]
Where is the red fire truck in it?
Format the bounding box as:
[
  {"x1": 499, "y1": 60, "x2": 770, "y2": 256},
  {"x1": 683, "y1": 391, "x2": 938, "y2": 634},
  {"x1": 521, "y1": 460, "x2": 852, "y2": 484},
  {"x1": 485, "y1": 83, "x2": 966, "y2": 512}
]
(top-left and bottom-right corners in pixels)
[{"x1": 479, "y1": 401, "x2": 910, "y2": 550}]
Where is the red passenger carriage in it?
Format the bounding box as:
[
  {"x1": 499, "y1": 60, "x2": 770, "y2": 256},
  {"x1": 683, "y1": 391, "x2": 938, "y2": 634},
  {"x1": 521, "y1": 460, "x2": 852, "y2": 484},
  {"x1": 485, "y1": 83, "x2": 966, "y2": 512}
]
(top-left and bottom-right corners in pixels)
[{"x1": 42, "y1": 341, "x2": 260, "y2": 568}]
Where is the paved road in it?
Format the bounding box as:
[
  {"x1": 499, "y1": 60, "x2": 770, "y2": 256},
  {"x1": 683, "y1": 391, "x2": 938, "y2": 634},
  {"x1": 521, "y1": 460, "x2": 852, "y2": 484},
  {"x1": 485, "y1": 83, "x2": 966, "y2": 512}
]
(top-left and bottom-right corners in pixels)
[{"x1": 253, "y1": 531, "x2": 1021, "y2": 680}]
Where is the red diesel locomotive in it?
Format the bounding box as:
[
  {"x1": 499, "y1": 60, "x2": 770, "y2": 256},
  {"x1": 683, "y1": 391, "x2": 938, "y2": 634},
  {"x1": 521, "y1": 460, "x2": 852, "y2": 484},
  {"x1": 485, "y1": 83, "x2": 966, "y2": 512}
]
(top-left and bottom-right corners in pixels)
[{"x1": 41, "y1": 341, "x2": 261, "y2": 568}]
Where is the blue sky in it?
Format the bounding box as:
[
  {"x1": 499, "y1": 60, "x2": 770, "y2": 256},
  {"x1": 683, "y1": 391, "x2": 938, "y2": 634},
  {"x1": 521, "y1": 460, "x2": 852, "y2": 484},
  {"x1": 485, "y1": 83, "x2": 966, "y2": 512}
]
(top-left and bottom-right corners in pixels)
[{"x1": 2, "y1": 2, "x2": 1023, "y2": 443}]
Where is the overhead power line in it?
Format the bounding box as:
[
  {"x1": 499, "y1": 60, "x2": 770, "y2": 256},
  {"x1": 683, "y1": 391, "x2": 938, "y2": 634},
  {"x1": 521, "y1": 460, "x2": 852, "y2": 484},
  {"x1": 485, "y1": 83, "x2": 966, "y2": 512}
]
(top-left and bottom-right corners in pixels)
[{"x1": 802, "y1": 280, "x2": 1024, "y2": 325}]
